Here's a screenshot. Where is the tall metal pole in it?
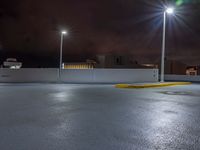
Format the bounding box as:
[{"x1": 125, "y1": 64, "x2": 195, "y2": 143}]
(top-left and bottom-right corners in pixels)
[
  {"x1": 59, "y1": 33, "x2": 64, "y2": 81},
  {"x1": 161, "y1": 12, "x2": 166, "y2": 82}
]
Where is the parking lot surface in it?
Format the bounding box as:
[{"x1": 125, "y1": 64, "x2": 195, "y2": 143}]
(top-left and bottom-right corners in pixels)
[{"x1": 0, "y1": 83, "x2": 200, "y2": 150}]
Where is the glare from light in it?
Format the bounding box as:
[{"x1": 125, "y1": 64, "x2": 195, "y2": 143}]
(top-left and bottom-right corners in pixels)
[
  {"x1": 165, "y1": 7, "x2": 174, "y2": 14},
  {"x1": 61, "y1": 30, "x2": 67, "y2": 35}
]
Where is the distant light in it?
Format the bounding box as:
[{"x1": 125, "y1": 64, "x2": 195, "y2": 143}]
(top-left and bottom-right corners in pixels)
[
  {"x1": 61, "y1": 30, "x2": 67, "y2": 35},
  {"x1": 165, "y1": 7, "x2": 174, "y2": 14}
]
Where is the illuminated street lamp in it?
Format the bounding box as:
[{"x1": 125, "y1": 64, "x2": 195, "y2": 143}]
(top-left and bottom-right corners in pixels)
[
  {"x1": 160, "y1": 7, "x2": 174, "y2": 82},
  {"x1": 166, "y1": 7, "x2": 174, "y2": 14},
  {"x1": 59, "y1": 30, "x2": 67, "y2": 80}
]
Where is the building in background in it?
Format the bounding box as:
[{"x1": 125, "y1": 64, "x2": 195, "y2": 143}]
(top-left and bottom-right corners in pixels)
[
  {"x1": 186, "y1": 66, "x2": 198, "y2": 75},
  {"x1": 165, "y1": 60, "x2": 187, "y2": 75},
  {"x1": 96, "y1": 54, "x2": 145, "y2": 69},
  {"x1": 61, "y1": 53, "x2": 200, "y2": 75},
  {"x1": 165, "y1": 60, "x2": 200, "y2": 75},
  {"x1": 63, "y1": 54, "x2": 159, "y2": 69},
  {"x1": 63, "y1": 59, "x2": 96, "y2": 69}
]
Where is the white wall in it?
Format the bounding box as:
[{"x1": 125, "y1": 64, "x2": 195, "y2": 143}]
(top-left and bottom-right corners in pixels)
[
  {"x1": 61, "y1": 69, "x2": 158, "y2": 83},
  {"x1": 0, "y1": 68, "x2": 58, "y2": 83},
  {"x1": 165, "y1": 74, "x2": 200, "y2": 82},
  {"x1": 0, "y1": 68, "x2": 158, "y2": 83}
]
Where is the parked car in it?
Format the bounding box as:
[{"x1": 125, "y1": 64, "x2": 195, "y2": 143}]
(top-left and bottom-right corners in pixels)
[{"x1": 3, "y1": 58, "x2": 22, "y2": 69}]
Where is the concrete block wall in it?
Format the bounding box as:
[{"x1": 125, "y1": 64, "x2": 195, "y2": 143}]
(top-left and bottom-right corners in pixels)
[
  {"x1": 61, "y1": 69, "x2": 159, "y2": 83},
  {"x1": 0, "y1": 69, "x2": 58, "y2": 83},
  {"x1": 165, "y1": 74, "x2": 200, "y2": 82},
  {"x1": 0, "y1": 68, "x2": 159, "y2": 83}
]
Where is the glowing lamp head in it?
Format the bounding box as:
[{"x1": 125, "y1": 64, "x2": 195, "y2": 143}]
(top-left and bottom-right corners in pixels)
[
  {"x1": 61, "y1": 31, "x2": 67, "y2": 35},
  {"x1": 165, "y1": 7, "x2": 174, "y2": 14}
]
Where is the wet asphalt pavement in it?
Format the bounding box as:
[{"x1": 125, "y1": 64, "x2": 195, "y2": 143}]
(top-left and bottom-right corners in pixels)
[{"x1": 0, "y1": 83, "x2": 200, "y2": 150}]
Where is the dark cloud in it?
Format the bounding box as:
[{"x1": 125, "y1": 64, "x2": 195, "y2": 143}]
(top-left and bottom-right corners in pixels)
[{"x1": 0, "y1": 0, "x2": 200, "y2": 66}]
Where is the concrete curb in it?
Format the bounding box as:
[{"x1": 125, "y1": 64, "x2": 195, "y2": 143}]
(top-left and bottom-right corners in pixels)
[{"x1": 115, "y1": 82, "x2": 192, "y2": 89}]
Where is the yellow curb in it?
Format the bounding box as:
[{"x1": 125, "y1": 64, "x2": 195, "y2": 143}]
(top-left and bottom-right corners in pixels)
[{"x1": 115, "y1": 82, "x2": 192, "y2": 89}]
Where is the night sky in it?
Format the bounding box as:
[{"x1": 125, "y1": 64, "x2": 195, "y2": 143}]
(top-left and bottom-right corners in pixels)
[{"x1": 0, "y1": 0, "x2": 200, "y2": 67}]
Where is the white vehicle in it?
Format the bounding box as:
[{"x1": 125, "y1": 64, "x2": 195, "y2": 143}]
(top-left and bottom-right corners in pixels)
[{"x1": 3, "y1": 58, "x2": 22, "y2": 69}]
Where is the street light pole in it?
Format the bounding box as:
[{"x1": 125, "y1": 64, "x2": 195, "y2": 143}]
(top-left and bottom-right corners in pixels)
[
  {"x1": 160, "y1": 11, "x2": 166, "y2": 82},
  {"x1": 160, "y1": 7, "x2": 174, "y2": 82},
  {"x1": 59, "y1": 31, "x2": 67, "y2": 81}
]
